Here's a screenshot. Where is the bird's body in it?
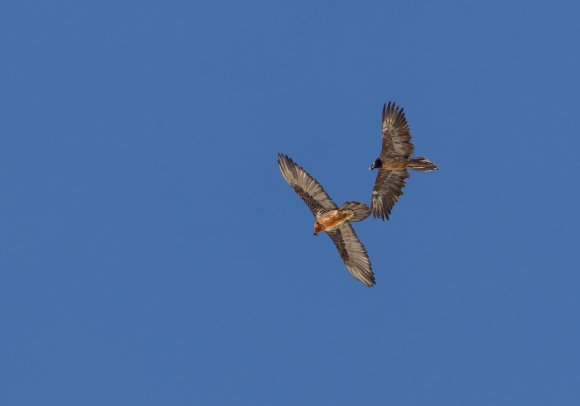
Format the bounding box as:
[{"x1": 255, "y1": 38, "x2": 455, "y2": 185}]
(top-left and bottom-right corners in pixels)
[
  {"x1": 374, "y1": 157, "x2": 412, "y2": 170},
  {"x1": 278, "y1": 154, "x2": 375, "y2": 287},
  {"x1": 370, "y1": 101, "x2": 438, "y2": 220},
  {"x1": 314, "y1": 200, "x2": 370, "y2": 234},
  {"x1": 314, "y1": 209, "x2": 352, "y2": 234}
]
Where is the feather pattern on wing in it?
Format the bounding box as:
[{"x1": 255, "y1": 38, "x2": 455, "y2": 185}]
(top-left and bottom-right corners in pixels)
[
  {"x1": 278, "y1": 154, "x2": 338, "y2": 215},
  {"x1": 371, "y1": 169, "x2": 409, "y2": 220},
  {"x1": 381, "y1": 101, "x2": 414, "y2": 157},
  {"x1": 327, "y1": 223, "x2": 374, "y2": 287}
]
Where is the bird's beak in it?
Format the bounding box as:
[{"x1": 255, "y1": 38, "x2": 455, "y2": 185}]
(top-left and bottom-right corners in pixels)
[{"x1": 313, "y1": 232, "x2": 317, "y2": 236}]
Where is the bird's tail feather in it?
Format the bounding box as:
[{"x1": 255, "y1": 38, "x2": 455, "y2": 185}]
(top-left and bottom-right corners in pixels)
[
  {"x1": 408, "y1": 157, "x2": 438, "y2": 172},
  {"x1": 340, "y1": 202, "x2": 371, "y2": 222}
]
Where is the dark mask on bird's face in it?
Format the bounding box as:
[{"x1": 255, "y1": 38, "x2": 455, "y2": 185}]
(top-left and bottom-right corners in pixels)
[{"x1": 370, "y1": 158, "x2": 382, "y2": 170}]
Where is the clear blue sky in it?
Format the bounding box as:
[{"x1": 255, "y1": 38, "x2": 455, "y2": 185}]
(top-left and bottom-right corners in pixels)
[{"x1": 1, "y1": 1, "x2": 579, "y2": 405}]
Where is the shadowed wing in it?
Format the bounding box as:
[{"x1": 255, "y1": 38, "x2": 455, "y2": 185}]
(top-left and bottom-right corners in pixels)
[
  {"x1": 278, "y1": 153, "x2": 338, "y2": 215},
  {"x1": 327, "y1": 223, "x2": 374, "y2": 287},
  {"x1": 381, "y1": 101, "x2": 414, "y2": 157},
  {"x1": 371, "y1": 169, "x2": 409, "y2": 220}
]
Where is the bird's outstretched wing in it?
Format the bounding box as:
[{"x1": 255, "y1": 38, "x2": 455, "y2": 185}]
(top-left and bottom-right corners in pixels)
[
  {"x1": 381, "y1": 101, "x2": 414, "y2": 158},
  {"x1": 278, "y1": 153, "x2": 338, "y2": 215},
  {"x1": 371, "y1": 169, "x2": 409, "y2": 220},
  {"x1": 327, "y1": 223, "x2": 374, "y2": 287}
]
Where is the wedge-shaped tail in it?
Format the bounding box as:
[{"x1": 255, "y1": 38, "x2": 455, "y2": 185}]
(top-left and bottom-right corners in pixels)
[
  {"x1": 408, "y1": 157, "x2": 438, "y2": 172},
  {"x1": 340, "y1": 201, "x2": 371, "y2": 222}
]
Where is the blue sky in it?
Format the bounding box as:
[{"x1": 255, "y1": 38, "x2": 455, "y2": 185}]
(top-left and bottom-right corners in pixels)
[{"x1": 1, "y1": 1, "x2": 579, "y2": 405}]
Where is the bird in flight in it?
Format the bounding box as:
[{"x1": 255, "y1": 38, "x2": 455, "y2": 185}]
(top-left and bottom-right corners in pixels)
[
  {"x1": 278, "y1": 153, "x2": 375, "y2": 287},
  {"x1": 370, "y1": 101, "x2": 438, "y2": 220}
]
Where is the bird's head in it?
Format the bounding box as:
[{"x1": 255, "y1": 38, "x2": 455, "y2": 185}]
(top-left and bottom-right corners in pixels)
[
  {"x1": 370, "y1": 158, "x2": 382, "y2": 170},
  {"x1": 313, "y1": 222, "x2": 324, "y2": 236}
]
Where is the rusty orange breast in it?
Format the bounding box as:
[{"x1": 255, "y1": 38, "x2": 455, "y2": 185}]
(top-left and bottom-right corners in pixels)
[{"x1": 315, "y1": 210, "x2": 352, "y2": 232}]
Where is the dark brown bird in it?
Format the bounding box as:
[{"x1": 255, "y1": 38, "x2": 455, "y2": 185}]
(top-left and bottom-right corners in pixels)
[
  {"x1": 370, "y1": 101, "x2": 438, "y2": 220},
  {"x1": 278, "y1": 153, "x2": 375, "y2": 287}
]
